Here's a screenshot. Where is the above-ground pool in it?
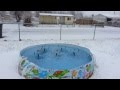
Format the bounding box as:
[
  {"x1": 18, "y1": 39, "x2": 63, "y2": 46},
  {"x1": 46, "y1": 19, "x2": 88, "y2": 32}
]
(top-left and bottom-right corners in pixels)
[{"x1": 18, "y1": 44, "x2": 94, "y2": 79}]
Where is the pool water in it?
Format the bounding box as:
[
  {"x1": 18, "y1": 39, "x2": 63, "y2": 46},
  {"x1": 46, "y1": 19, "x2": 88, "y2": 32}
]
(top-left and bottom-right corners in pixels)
[{"x1": 20, "y1": 44, "x2": 92, "y2": 70}]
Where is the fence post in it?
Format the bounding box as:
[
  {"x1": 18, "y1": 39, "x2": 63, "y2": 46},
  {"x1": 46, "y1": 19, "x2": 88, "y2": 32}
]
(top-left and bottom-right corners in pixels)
[
  {"x1": 18, "y1": 22, "x2": 21, "y2": 41},
  {"x1": 0, "y1": 23, "x2": 3, "y2": 38},
  {"x1": 60, "y1": 24, "x2": 62, "y2": 40},
  {"x1": 93, "y1": 25, "x2": 96, "y2": 40}
]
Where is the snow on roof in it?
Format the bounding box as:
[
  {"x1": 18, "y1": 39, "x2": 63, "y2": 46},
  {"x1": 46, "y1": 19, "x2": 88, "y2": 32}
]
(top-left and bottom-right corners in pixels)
[
  {"x1": 94, "y1": 13, "x2": 120, "y2": 18},
  {"x1": 101, "y1": 14, "x2": 120, "y2": 18},
  {"x1": 39, "y1": 13, "x2": 74, "y2": 17},
  {"x1": 83, "y1": 11, "x2": 120, "y2": 18}
]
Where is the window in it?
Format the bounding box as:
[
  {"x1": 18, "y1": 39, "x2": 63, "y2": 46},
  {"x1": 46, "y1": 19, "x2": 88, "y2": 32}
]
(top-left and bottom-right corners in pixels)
[{"x1": 67, "y1": 17, "x2": 71, "y2": 20}]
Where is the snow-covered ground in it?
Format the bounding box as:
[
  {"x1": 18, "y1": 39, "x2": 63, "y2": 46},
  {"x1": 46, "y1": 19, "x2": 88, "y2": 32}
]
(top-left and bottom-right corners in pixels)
[
  {"x1": 1, "y1": 24, "x2": 120, "y2": 41},
  {"x1": 0, "y1": 24, "x2": 120, "y2": 79}
]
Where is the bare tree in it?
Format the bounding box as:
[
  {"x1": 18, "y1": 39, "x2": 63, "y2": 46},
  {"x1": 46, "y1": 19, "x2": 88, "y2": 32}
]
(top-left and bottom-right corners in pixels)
[
  {"x1": 23, "y1": 11, "x2": 32, "y2": 26},
  {"x1": 75, "y1": 11, "x2": 84, "y2": 19},
  {"x1": 70, "y1": 11, "x2": 75, "y2": 16},
  {"x1": 14, "y1": 11, "x2": 23, "y2": 22},
  {"x1": 36, "y1": 11, "x2": 40, "y2": 17},
  {"x1": 44, "y1": 11, "x2": 52, "y2": 13},
  {"x1": 0, "y1": 11, "x2": 6, "y2": 17},
  {"x1": 0, "y1": 11, "x2": 6, "y2": 21}
]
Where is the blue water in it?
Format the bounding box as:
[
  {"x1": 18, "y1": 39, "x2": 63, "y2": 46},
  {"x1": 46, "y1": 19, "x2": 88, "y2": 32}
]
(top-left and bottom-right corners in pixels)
[{"x1": 20, "y1": 44, "x2": 92, "y2": 70}]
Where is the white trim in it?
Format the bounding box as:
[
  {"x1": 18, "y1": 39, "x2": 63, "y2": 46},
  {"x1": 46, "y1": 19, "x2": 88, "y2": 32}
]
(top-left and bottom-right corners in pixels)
[{"x1": 39, "y1": 13, "x2": 74, "y2": 17}]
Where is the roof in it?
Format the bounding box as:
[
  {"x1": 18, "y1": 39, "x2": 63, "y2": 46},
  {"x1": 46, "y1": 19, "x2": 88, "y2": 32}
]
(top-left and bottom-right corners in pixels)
[
  {"x1": 83, "y1": 11, "x2": 120, "y2": 18},
  {"x1": 39, "y1": 13, "x2": 74, "y2": 17},
  {"x1": 101, "y1": 14, "x2": 120, "y2": 18},
  {"x1": 94, "y1": 14, "x2": 120, "y2": 18}
]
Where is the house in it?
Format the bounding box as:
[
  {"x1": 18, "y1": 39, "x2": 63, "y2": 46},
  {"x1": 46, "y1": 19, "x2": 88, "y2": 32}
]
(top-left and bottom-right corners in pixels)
[
  {"x1": 93, "y1": 14, "x2": 120, "y2": 24},
  {"x1": 93, "y1": 14, "x2": 107, "y2": 23},
  {"x1": 39, "y1": 13, "x2": 74, "y2": 25}
]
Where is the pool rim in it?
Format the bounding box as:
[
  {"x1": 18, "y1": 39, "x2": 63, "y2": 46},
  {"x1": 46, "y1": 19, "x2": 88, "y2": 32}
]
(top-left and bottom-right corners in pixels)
[{"x1": 19, "y1": 43, "x2": 94, "y2": 71}]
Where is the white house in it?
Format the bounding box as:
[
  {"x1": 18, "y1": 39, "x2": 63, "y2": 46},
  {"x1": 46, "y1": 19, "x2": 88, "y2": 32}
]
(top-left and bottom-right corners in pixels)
[
  {"x1": 93, "y1": 13, "x2": 120, "y2": 23},
  {"x1": 93, "y1": 14, "x2": 107, "y2": 23}
]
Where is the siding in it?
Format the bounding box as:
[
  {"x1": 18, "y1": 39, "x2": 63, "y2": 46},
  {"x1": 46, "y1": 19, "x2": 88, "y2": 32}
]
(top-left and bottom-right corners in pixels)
[
  {"x1": 39, "y1": 16, "x2": 57, "y2": 24},
  {"x1": 39, "y1": 15, "x2": 74, "y2": 24},
  {"x1": 65, "y1": 16, "x2": 74, "y2": 24}
]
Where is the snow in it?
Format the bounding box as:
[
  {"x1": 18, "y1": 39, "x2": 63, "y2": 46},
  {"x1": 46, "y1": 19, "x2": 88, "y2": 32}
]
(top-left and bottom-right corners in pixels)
[
  {"x1": 0, "y1": 24, "x2": 120, "y2": 79},
  {"x1": 100, "y1": 14, "x2": 120, "y2": 18},
  {"x1": 2, "y1": 24, "x2": 120, "y2": 41},
  {"x1": 39, "y1": 13, "x2": 74, "y2": 17},
  {"x1": 0, "y1": 51, "x2": 23, "y2": 79},
  {"x1": 93, "y1": 14, "x2": 120, "y2": 19},
  {"x1": 83, "y1": 11, "x2": 120, "y2": 18}
]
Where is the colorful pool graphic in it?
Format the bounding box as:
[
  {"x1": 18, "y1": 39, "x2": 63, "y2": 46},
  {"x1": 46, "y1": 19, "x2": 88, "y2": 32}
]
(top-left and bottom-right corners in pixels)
[{"x1": 18, "y1": 44, "x2": 94, "y2": 79}]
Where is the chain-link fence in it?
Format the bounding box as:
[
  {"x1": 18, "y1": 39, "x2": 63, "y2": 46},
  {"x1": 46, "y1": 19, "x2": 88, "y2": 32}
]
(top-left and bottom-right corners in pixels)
[{"x1": 1, "y1": 23, "x2": 120, "y2": 41}]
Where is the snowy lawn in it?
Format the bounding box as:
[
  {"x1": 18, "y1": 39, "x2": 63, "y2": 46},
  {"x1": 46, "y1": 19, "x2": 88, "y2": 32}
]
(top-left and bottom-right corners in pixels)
[
  {"x1": 2, "y1": 24, "x2": 120, "y2": 41},
  {"x1": 0, "y1": 24, "x2": 120, "y2": 79}
]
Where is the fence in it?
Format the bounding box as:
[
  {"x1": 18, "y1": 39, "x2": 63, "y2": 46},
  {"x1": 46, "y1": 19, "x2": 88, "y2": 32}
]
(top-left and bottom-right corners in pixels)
[{"x1": 1, "y1": 22, "x2": 120, "y2": 41}]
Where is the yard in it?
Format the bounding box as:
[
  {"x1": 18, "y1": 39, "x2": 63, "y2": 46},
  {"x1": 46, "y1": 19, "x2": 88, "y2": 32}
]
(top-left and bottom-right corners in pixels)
[{"x1": 0, "y1": 24, "x2": 120, "y2": 79}]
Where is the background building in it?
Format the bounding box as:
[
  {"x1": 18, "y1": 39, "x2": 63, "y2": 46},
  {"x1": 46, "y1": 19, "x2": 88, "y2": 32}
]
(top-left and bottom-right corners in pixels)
[{"x1": 39, "y1": 13, "x2": 74, "y2": 25}]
